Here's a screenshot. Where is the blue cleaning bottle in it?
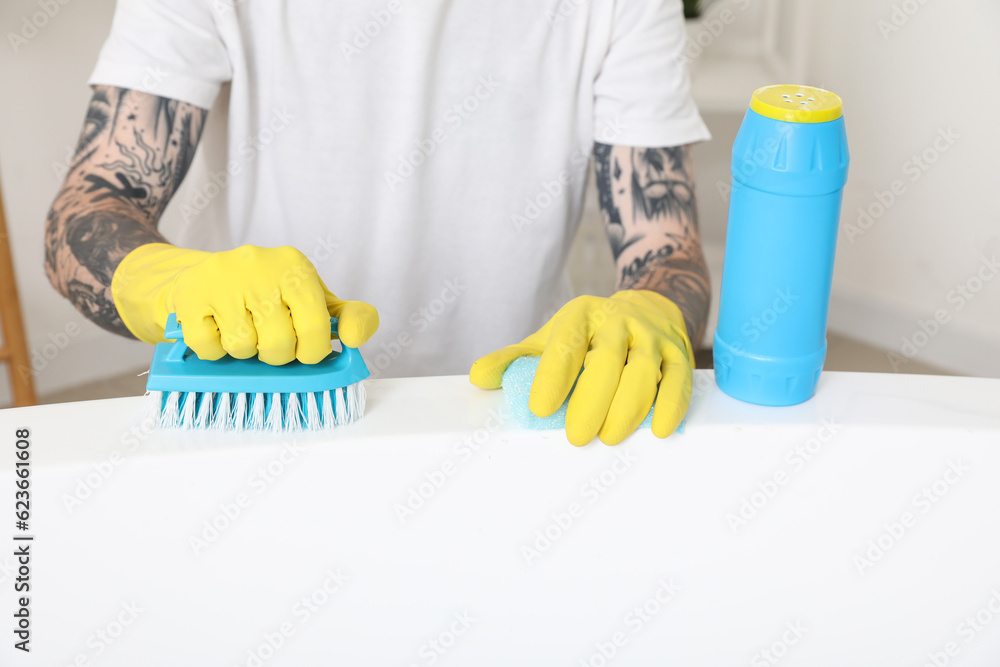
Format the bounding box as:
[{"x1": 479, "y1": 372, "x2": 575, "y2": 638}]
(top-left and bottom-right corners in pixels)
[{"x1": 714, "y1": 85, "x2": 850, "y2": 406}]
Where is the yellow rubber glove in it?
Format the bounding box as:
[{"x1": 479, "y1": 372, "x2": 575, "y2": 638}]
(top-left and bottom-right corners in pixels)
[
  {"x1": 110, "y1": 243, "x2": 378, "y2": 365},
  {"x1": 469, "y1": 290, "x2": 694, "y2": 446}
]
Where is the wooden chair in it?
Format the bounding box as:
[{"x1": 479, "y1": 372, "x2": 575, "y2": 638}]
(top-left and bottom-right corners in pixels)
[{"x1": 0, "y1": 171, "x2": 36, "y2": 407}]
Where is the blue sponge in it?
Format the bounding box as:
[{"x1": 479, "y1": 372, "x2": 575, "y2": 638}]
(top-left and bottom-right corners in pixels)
[{"x1": 500, "y1": 355, "x2": 658, "y2": 431}]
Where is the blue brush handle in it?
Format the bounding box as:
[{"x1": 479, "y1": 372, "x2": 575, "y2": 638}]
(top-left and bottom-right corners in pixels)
[
  {"x1": 163, "y1": 313, "x2": 350, "y2": 362},
  {"x1": 150, "y1": 313, "x2": 370, "y2": 394}
]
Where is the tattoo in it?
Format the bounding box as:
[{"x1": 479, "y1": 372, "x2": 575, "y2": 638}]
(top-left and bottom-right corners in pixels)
[
  {"x1": 76, "y1": 92, "x2": 110, "y2": 156},
  {"x1": 109, "y1": 89, "x2": 129, "y2": 137},
  {"x1": 594, "y1": 142, "x2": 630, "y2": 258},
  {"x1": 619, "y1": 243, "x2": 675, "y2": 284},
  {"x1": 63, "y1": 210, "x2": 164, "y2": 336},
  {"x1": 93, "y1": 106, "x2": 201, "y2": 220},
  {"x1": 84, "y1": 173, "x2": 149, "y2": 207},
  {"x1": 45, "y1": 86, "x2": 207, "y2": 336},
  {"x1": 595, "y1": 142, "x2": 711, "y2": 345},
  {"x1": 152, "y1": 97, "x2": 177, "y2": 137},
  {"x1": 65, "y1": 210, "x2": 163, "y2": 285},
  {"x1": 596, "y1": 143, "x2": 700, "y2": 259},
  {"x1": 631, "y1": 147, "x2": 697, "y2": 225},
  {"x1": 66, "y1": 281, "x2": 132, "y2": 338},
  {"x1": 620, "y1": 253, "x2": 711, "y2": 345},
  {"x1": 594, "y1": 143, "x2": 621, "y2": 226}
]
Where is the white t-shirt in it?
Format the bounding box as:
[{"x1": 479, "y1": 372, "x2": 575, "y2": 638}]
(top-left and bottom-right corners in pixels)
[{"x1": 90, "y1": 0, "x2": 710, "y2": 378}]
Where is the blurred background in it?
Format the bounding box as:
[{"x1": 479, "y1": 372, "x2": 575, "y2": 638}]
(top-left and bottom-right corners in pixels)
[{"x1": 0, "y1": 0, "x2": 997, "y2": 406}]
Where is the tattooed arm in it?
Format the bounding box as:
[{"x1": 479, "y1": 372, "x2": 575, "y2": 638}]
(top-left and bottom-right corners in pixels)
[
  {"x1": 44, "y1": 86, "x2": 207, "y2": 337},
  {"x1": 594, "y1": 143, "x2": 711, "y2": 346}
]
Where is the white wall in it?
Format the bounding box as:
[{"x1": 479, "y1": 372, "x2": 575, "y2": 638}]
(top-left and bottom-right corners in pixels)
[
  {"x1": 574, "y1": 0, "x2": 1000, "y2": 376},
  {"x1": 0, "y1": 0, "x2": 997, "y2": 407},
  {"x1": 673, "y1": 0, "x2": 1000, "y2": 376},
  {"x1": 0, "y1": 0, "x2": 141, "y2": 406},
  {"x1": 808, "y1": 0, "x2": 1000, "y2": 376},
  {"x1": 0, "y1": 0, "x2": 220, "y2": 407}
]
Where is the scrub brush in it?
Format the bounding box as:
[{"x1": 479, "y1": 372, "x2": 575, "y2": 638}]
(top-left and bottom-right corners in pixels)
[{"x1": 144, "y1": 313, "x2": 369, "y2": 431}]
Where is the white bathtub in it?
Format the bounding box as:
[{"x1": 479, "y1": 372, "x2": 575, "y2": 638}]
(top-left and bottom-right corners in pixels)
[{"x1": 2, "y1": 370, "x2": 999, "y2": 665}]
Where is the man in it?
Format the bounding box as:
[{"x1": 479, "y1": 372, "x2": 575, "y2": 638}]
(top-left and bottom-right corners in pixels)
[{"x1": 45, "y1": 0, "x2": 711, "y2": 446}]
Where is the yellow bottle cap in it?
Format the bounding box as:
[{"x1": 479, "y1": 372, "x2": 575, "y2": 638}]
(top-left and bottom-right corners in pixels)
[{"x1": 750, "y1": 85, "x2": 844, "y2": 124}]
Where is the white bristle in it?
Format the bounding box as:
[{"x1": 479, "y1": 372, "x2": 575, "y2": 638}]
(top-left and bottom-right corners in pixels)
[
  {"x1": 144, "y1": 391, "x2": 163, "y2": 426},
  {"x1": 213, "y1": 392, "x2": 232, "y2": 430},
  {"x1": 195, "y1": 392, "x2": 214, "y2": 428},
  {"x1": 285, "y1": 393, "x2": 302, "y2": 431},
  {"x1": 249, "y1": 393, "x2": 265, "y2": 430},
  {"x1": 356, "y1": 382, "x2": 366, "y2": 418},
  {"x1": 334, "y1": 386, "x2": 347, "y2": 426},
  {"x1": 322, "y1": 390, "x2": 335, "y2": 428},
  {"x1": 265, "y1": 393, "x2": 283, "y2": 432},
  {"x1": 233, "y1": 392, "x2": 248, "y2": 431},
  {"x1": 306, "y1": 393, "x2": 320, "y2": 431},
  {"x1": 162, "y1": 391, "x2": 181, "y2": 428},
  {"x1": 341, "y1": 386, "x2": 354, "y2": 425},
  {"x1": 146, "y1": 382, "x2": 364, "y2": 432},
  {"x1": 180, "y1": 392, "x2": 198, "y2": 428},
  {"x1": 346, "y1": 382, "x2": 365, "y2": 424}
]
